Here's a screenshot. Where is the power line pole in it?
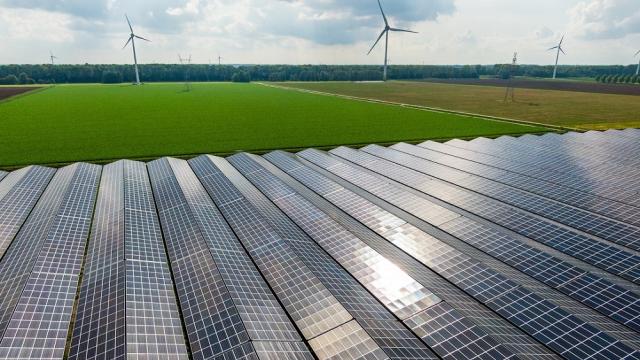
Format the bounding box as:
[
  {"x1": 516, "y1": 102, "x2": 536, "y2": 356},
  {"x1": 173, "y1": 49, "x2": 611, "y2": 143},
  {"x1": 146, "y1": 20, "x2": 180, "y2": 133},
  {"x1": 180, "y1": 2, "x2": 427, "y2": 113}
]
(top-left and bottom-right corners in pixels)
[
  {"x1": 504, "y1": 52, "x2": 517, "y2": 103},
  {"x1": 178, "y1": 54, "x2": 192, "y2": 92}
]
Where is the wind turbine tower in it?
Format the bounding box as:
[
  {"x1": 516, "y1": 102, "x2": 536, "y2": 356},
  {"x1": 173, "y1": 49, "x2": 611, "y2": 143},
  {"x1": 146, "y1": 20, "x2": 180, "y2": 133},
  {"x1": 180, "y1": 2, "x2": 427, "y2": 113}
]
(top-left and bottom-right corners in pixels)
[
  {"x1": 49, "y1": 51, "x2": 58, "y2": 65},
  {"x1": 635, "y1": 50, "x2": 640, "y2": 76},
  {"x1": 367, "y1": 0, "x2": 417, "y2": 81},
  {"x1": 548, "y1": 35, "x2": 566, "y2": 79},
  {"x1": 123, "y1": 15, "x2": 151, "y2": 85},
  {"x1": 218, "y1": 55, "x2": 223, "y2": 66}
]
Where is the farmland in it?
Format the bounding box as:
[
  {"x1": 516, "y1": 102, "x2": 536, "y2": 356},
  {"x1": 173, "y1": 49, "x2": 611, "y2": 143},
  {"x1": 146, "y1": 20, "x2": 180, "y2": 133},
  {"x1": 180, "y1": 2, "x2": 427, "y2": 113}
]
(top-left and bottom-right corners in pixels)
[
  {"x1": 280, "y1": 81, "x2": 640, "y2": 130},
  {"x1": 0, "y1": 83, "x2": 546, "y2": 168}
]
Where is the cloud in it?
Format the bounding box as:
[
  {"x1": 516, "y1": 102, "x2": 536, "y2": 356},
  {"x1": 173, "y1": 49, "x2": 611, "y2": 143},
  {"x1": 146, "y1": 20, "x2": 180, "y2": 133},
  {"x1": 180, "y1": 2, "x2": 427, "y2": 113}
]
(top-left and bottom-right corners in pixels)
[
  {"x1": 568, "y1": 0, "x2": 640, "y2": 39},
  {"x1": 248, "y1": 0, "x2": 455, "y2": 45},
  {"x1": 0, "y1": 0, "x2": 110, "y2": 18}
]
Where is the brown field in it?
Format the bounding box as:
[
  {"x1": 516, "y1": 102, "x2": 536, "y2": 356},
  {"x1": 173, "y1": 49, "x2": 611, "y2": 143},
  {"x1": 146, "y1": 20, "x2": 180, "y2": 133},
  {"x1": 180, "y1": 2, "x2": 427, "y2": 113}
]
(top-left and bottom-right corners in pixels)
[
  {"x1": 419, "y1": 78, "x2": 640, "y2": 96},
  {"x1": 279, "y1": 81, "x2": 640, "y2": 130},
  {"x1": 0, "y1": 87, "x2": 41, "y2": 101}
]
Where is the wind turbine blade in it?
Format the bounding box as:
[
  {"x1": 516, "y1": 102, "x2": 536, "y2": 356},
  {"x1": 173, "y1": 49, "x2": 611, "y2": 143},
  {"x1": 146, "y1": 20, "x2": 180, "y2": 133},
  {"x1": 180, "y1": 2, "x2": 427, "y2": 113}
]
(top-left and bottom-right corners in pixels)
[
  {"x1": 368, "y1": 29, "x2": 387, "y2": 55},
  {"x1": 559, "y1": 34, "x2": 564, "y2": 45},
  {"x1": 559, "y1": 47, "x2": 566, "y2": 55},
  {"x1": 635, "y1": 49, "x2": 640, "y2": 57},
  {"x1": 548, "y1": 46, "x2": 558, "y2": 51},
  {"x1": 123, "y1": 36, "x2": 133, "y2": 49},
  {"x1": 134, "y1": 35, "x2": 151, "y2": 42},
  {"x1": 125, "y1": 14, "x2": 133, "y2": 33},
  {"x1": 377, "y1": 0, "x2": 389, "y2": 26},
  {"x1": 389, "y1": 28, "x2": 418, "y2": 34}
]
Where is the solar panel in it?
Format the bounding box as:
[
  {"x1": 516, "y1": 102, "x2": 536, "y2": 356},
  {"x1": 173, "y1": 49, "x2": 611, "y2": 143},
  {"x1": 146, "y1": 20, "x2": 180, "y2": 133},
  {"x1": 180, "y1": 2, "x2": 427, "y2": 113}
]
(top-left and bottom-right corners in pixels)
[
  {"x1": 0, "y1": 166, "x2": 76, "y2": 341},
  {"x1": 0, "y1": 166, "x2": 55, "y2": 260},
  {"x1": 289, "y1": 149, "x2": 639, "y2": 359},
  {"x1": 363, "y1": 144, "x2": 640, "y2": 252},
  {"x1": 290, "y1": 149, "x2": 640, "y2": 348},
  {"x1": 407, "y1": 141, "x2": 640, "y2": 228},
  {"x1": 259, "y1": 151, "x2": 558, "y2": 360},
  {"x1": 191, "y1": 156, "x2": 441, "y2": 359},
  {"x1": 0, "y1": 163, "x2": 101, "y2": 359},
  {"x1": 328, "y1": 146, "x2": 640, "y2": 284},
  {"x1": 228, "y1": 152, "x2": 521, "y2": 360},
  {"x1": 147, "y1": 158, "x2": 308, "y2": 359},
  {"x1": 186, "y1": 156, "x2": 397, "y2": 358},
  {"x1": 444, "y1": 137, "x2": 638, "y2": 206}
]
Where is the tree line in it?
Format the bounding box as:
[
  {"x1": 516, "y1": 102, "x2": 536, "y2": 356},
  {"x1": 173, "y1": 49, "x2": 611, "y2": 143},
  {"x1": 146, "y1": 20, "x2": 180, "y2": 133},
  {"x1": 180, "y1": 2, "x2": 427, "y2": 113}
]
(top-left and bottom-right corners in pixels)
[
  {"x1": 595, "y1": 74, "x2": 640, "y2": 84},
  {"x1": 1, "y1": 63, "x2": 639, "y2": 84}
]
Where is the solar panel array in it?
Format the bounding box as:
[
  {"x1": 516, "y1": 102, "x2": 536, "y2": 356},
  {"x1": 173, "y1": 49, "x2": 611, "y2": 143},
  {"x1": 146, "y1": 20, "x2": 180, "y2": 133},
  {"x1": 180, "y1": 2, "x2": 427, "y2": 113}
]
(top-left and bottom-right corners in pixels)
[{"x1": 0, "y1": 129, "x2": 638, "y2": 359}]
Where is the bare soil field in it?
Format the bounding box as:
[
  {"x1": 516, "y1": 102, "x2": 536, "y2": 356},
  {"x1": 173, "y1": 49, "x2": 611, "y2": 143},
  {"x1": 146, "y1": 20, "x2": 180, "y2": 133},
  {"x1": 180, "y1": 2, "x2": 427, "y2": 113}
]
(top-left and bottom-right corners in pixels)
[
  {"x1": 418, "y1": 78, "x2": 640, "y2": 96},
  {"x1": 0, "y1": 87, "x2": 42, "y2": 101}
]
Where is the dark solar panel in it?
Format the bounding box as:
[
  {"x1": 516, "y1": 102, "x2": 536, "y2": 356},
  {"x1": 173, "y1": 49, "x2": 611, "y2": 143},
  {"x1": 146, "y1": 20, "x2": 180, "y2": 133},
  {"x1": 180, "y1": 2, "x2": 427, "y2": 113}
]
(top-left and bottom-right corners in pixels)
[
  {"x1": 229, "y1": 152, "x2": 519, "y2": 360},
  {"x1": 0, "y1": 163, "x2": 101, "y2": 359},
  {"x1": 148, "y1": 158, "x2": 308, "y2": 359},
  {"x1": 191, "y1": 156, "x2": 441, "y2": 359},
  {"x1": 327, "y1": 146, "x2": 640, "y2": 284},
  {"x1": 291, "y1": 149, "x2": 639, "y2": 360}
]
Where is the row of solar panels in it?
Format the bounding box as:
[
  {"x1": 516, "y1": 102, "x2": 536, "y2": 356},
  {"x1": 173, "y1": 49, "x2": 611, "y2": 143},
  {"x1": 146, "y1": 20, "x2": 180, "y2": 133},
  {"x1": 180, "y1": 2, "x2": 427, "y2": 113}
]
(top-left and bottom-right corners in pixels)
[{"x1": 0, "y1": 129, "x2": 637, "y2": 360}]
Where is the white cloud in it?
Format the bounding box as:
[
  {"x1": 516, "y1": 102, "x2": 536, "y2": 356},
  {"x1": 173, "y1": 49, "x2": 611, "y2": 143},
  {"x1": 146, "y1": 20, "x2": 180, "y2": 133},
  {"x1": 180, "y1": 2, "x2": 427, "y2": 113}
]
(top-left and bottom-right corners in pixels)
[
  {"x1": 1, "y1": 0, "x2": 638, "y2": 65},
  {"x1": 568, "y1": 0, "x2": 640, "y2": 39}
]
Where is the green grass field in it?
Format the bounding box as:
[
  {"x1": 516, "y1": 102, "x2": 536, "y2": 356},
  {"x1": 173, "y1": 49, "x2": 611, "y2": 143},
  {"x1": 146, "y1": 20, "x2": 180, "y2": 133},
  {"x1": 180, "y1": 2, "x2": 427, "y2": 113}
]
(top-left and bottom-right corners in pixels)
[
  {"x1": 0, "y1": 83, "x2": 546, "y2": 167},
  {"x1": 280, "y1": 81, "x2": 640, "y2": 130}
]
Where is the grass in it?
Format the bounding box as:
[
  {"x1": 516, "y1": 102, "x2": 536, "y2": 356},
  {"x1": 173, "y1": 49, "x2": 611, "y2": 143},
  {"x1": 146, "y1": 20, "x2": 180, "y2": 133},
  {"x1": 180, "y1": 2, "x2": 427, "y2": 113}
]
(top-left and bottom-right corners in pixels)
[
  {"x1": 0, "y1": 83, "x2": 547, "y2": 168},
  {"x1": 280, "y1": 81, "x2": 640, "y2": 130}
]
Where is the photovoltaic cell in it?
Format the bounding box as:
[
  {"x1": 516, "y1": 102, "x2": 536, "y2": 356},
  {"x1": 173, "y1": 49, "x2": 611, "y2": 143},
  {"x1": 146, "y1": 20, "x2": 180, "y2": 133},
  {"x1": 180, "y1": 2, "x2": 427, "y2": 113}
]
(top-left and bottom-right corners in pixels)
[
  {"x1": 187, "y1": 155, "x2": 395, "y2": 359},
  {"x1": 191, "y1": 156, "x2": 440, "y2": 360},
  {"x1": 0, "y1": 166, "x2": 55, "y2": 260},
  {"x1": 0, "y1": 163, "x2": 101, "y2": 360},
  {"x1": 230, "y1": 152, "x2": 519, "y2": 360},
  {"x1": 0, "y1": 166, "x2": 76, "y2": 342},
  {"x1": 148, "y1": 158, "x2": 309, "y2": 360},
  {"x1": 328, "y1": 146, "x2": 640, "y2": 284},
  {"x1": 363, "y1": 144, "x2": 640, "y2": 252},
  {"x1": 291, "y1": 149, "x2": 639, "y2": 360}
]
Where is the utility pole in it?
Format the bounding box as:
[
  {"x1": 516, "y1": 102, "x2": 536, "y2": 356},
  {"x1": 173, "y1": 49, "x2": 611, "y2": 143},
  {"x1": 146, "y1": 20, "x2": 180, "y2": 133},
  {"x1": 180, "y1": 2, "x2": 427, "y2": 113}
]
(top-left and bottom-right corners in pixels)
[{"x1": 504, "y1": 52, "x2": 517, "y2": 102}]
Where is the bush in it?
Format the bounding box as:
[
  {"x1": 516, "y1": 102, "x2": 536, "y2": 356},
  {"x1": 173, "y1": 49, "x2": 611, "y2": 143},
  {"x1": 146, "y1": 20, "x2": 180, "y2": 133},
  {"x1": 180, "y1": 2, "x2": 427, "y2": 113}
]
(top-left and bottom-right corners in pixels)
[
  {"x1": 231, "y1": 71, "x2": 251, "y2": 83},
  {"x1": 101, "y1": 71, "x2": 123, "y2": 84},
  {"x1": 0, "y1": 75, "x2": 19, "y2": 85}
]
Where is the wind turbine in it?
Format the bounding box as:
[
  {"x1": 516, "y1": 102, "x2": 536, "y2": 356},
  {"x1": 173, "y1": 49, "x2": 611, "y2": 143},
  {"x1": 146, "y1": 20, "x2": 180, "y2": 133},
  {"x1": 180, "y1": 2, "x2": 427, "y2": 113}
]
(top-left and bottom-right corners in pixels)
[
  {"x1": 635, "y1": 50, "x2": 640, "y2": 76},
  {"x1": 367, "y1": 0, "x2": 417, "y2": 81},
  {"x1": 548, "y1": 35, "x2": 566, "y2": 79},
  {"x1": 49, "y1": 51, "x2": 58, "y2": 65},
  {"x1": 123, "y1": 15, "x2": 151, "y2": 85},
  {"x1": 218, "y1": 55, "x2": 223, "y2": 66}
]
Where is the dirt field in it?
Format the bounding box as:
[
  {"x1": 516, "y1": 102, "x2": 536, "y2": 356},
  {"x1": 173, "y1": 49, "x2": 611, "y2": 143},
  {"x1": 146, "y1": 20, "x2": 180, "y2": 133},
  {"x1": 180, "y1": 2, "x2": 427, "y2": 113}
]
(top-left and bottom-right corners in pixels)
[
  {"x1": 0, "y1": 87, "x2": 41, "y2": 101},
  {"x1": 280, "y1": 81, "x2": 640, "y2": 130},
  {"x1": 418, "y1": 78, "x2": 640, "y2": 96}
]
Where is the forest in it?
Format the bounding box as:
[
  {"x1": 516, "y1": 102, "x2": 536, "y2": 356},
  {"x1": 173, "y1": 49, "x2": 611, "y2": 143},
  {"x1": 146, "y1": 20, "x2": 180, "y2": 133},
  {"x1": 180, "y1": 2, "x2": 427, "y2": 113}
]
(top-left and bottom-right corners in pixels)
[{"x1": 0, "y1": 63, "x2": 638, "y2": 84}]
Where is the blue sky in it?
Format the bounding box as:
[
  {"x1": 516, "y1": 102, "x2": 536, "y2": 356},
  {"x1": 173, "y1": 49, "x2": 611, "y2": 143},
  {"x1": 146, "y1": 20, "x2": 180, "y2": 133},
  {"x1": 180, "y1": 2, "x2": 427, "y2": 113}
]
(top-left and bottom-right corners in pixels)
[{"x1": 0, "y1": 0, "x2": 638, "y2": 65}]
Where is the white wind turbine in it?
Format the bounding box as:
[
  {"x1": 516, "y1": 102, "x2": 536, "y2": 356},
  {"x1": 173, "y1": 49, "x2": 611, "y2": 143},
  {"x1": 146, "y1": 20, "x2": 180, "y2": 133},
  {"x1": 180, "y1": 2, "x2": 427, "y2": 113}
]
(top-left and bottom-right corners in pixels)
[
  {"x1": 367, "y1": 0, "x2": 417, "y2": 81},
  {"x1": 548, "y1": 35, "x2": 566, "y2": 79},
  {"x1": 49, "y1": 51, "x2": 58, "y2": 65},
  {"x1": 123, "y1": 15, "x2": 151, "y2": 85},
  {"x1": 635, "y1": 49, "x2": 640, "y2": 76}
]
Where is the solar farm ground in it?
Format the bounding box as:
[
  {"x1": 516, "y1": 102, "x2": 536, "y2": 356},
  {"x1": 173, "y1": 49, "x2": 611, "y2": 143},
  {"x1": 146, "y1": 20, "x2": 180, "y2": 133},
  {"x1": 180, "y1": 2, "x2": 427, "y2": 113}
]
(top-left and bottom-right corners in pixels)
[
  {"x1": 0, "y1": 82, "x2": 547, "y2": 168},
  {"x1": 280, "y1": 81, "x2": 640, "y2": 130}
]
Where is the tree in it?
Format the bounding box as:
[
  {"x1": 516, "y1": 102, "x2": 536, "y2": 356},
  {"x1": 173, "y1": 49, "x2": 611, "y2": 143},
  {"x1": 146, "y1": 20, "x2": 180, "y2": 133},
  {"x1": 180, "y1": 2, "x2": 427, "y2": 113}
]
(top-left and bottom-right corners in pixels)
[
  {"x1": 101, "y1": 71, "x2": 123, "y2": 84},
  {"x1": 231, "y1": 71, "x2": 251, "y2": 83},
  {"x1": 0, "y1": 75, "x2": 18, "y2": 85}
]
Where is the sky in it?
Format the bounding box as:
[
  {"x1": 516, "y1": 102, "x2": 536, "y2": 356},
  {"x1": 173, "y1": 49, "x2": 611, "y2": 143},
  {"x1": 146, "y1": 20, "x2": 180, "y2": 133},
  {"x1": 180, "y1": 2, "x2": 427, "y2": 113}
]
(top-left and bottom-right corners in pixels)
[{"x1": 0, "y1": 0, "x2": 639, "y2": 65}]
